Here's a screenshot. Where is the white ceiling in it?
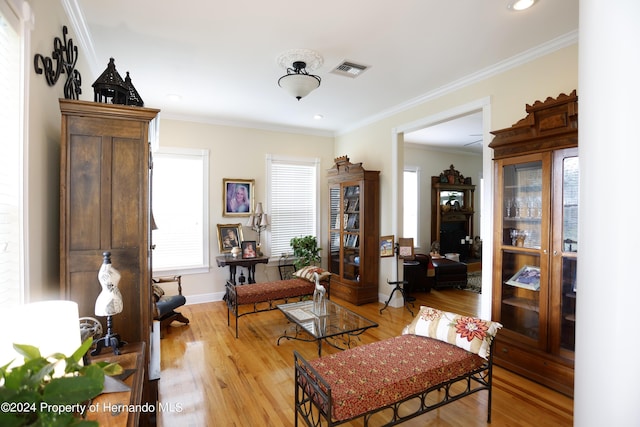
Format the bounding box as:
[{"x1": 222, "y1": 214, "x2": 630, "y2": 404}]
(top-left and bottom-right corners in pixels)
[{"x1": 73, "y1": 0, "x2": 579, "y2": 150}]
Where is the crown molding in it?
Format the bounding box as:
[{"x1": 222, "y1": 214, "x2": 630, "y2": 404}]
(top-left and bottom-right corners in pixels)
[{"x1": 338, "y1": 30, "x2": 579, "y2": 136}]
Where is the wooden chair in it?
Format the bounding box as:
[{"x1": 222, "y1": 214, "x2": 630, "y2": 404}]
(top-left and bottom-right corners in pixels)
[{"x1": 152, "y1": 275, "x2": 190, "y2": 337}]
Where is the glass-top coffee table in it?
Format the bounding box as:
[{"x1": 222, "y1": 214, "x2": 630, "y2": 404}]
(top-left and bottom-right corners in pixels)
[{"x1": 276, "y1": 299, "x2": 378, "y2": 356}]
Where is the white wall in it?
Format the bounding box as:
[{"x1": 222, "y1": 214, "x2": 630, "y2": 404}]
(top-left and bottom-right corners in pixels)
[
  {"x1": 403, "y1": 145, "x2": 482, "y2": 251},
  {"x1": 26, "y1": 0, "x2": 93, "y2": 301},
  {"x1": 157, "y1": 119, "x2": 334, "y2": 301}
]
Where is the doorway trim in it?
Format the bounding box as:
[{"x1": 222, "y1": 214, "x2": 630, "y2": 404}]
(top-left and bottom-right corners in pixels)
[{"x1": 391, "y1": 96, "x2": 493, "y2": 317}]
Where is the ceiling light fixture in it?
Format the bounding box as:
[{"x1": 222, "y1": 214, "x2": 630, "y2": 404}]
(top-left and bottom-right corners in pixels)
[
  {"x1": 277, "y1": 49, "x2": 323, "y2": 101},
  {"x1": 507, "y1": 0, "x2": 537, "y2": 11}
]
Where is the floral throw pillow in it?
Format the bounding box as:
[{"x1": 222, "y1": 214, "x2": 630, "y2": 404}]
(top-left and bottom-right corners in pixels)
[
  {"x1": 403, "y1": 306, "x2": 502, "y2": 359},
  {"x1": 293, "y1": 266, "x2": 331, "y2": 283}
]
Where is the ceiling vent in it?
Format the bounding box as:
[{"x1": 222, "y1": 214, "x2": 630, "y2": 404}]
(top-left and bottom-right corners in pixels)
[{"x1": 330, "y1": 61, "x2": 369, "y2": 78}]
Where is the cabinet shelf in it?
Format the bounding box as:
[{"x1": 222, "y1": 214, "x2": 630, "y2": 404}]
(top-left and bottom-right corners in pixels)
[{"x1": 502, "y1": 297, "x2": 540, "y2": 312}]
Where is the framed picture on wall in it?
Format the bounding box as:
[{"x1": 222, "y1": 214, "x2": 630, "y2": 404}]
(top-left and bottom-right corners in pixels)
[{"x1": 223, "y1": 179, "x2": 254, "y2": 217}]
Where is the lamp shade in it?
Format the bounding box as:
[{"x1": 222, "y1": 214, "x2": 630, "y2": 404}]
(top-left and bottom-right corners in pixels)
[
  {"x1": 246, "y1": 214, "x2": 255, "y2": 227},
  {"x1": 0, "y1": 300, "x2": 81, "y2": 371},
  {"x1": 259, "y1": 213, "x2": 269, "y2": 226},
  {"x1": 278, "y1": 61, "x2": 321, "y2": 101},
  {"x1": 278, "y1": 73, "x2": 321, "y2": 100},
  {"x1": 255, "y1": 202, "x2": 264, "y2": 215}
]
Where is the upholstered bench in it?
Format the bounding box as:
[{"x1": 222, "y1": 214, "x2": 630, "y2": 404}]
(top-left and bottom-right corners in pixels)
[
  {"x1": 294, "y1": 306, "x2": 501, "y2": 426},
  {"x1": 226, "y1": 266, "x2": 331, "y2": 338},
  {"x1": 430, "y1": 257, "x2": 468, "y2": 289}
]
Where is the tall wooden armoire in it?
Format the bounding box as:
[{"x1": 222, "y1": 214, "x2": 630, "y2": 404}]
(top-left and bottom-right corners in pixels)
[{"x1": 59, "y1": 99, "x2": 160, "y2": 417}]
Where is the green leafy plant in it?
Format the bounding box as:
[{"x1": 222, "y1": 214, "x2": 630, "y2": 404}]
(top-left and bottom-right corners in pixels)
[
  {"x1": 0, "y1": 338, "x2": 122, "y2": 427},
  {"x1": 290, "y1": 235, "x2": 322, "y2": 270}
]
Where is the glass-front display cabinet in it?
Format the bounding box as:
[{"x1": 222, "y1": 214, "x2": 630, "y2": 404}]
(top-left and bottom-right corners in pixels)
[
  {"x1": 327, "y1": 156, "x2": 379, "y2": 305},
  {"x1": 489, "y1": 91, "x2": 578, "y2": 397}
]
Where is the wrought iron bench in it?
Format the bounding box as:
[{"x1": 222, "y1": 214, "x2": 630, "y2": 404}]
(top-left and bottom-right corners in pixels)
[
  {"x1": 294, "y1": 306, "x2": 501, "y2": 426},
  {"x1": 225, "y1": 265, "x2": 331, "y2": 338}
]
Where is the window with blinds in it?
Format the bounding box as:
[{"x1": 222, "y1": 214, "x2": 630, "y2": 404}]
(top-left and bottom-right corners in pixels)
[
  {"x1": 152, "y1": 148, "x2": 210, "y2": 274},
  {"x1": 0, "y1": 2, "x2": 22, "y2": 309},
  {"x1": 267, "y1": 155, "x2": 319, "y2": 258}
]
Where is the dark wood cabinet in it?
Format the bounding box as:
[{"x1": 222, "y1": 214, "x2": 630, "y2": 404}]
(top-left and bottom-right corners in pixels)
[
  {"x1": 327, "y1": 156, "x2": 380, "y2": 305},
  {"x1": 431, "y1": 175, "x2": 475, "y2": 259},
  {"x1": 489, "y1": 91, "x2": 578, "y2": 396}
]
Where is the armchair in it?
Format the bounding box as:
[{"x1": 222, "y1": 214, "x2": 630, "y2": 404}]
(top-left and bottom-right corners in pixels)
[{"x1": 152, "y1": 275, "x2": 190, "y2": 338}]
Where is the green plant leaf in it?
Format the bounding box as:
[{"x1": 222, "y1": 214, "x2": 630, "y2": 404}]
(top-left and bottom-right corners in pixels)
[
  {"x1": 13, "y1": 343, "x2": 41, "y2": 361},
  {"x1": 42, "y1": 375, "x2": 103, "y2": 404},
  {"x1": 71, "y1": 339, "x2": 93, "y2": 363}
]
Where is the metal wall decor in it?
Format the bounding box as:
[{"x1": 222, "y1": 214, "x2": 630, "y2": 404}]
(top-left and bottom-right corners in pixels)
[{"x1": 33, "y1": 26, "x2": 82, "y2": 100}]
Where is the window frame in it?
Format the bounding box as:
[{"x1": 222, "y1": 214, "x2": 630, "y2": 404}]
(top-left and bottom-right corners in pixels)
[{"x1": 266, "y1": 154, "x2": 320, "y2": 261}]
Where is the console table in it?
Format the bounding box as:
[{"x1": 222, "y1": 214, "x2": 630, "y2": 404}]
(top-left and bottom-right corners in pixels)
[{"x1": 216, "y1": 255, "x2": 269, "y2": 284}]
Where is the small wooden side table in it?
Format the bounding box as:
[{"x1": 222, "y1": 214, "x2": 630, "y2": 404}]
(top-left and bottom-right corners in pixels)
[
  {"x1": 87, "y1": 342, "x2": 146, "y2": 427},
  {"x1": 216, "y1": 255, "x2": 269, "y2": 284}
]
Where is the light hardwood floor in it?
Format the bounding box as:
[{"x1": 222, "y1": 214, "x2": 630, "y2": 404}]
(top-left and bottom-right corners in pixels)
[{"x1": 157, "y1": 287, "x2": 573, "y2": 426}]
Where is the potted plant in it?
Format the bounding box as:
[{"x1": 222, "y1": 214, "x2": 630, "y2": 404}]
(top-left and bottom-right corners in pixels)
[
  {"x1": 0, "y1": 338, "x2": 122, "y2": 426},
  {"x1": 290, "y1": 235, "x2": 322, "y2": 270}
]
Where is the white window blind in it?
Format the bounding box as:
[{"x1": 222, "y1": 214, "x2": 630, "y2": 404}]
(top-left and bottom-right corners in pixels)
[
  {"x1": 0, "y1": 1, "x2": 22, "y2": 309},
  {"x1": 152, "y1": 148, "x2": 209, "y2": 274},
  {"x1": 268, "y1": 156, "x2": 319, "y2": 258}
]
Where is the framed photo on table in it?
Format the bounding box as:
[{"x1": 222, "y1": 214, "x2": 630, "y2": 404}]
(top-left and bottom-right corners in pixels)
[
  {"x1": 223, "y1": 178, "x2": 254, "y2": 217},
  {"x1": 241, "y1": 241, "x2": 257, "y2": 259},
  {"x1": 217, "y1": 223, "x2": 243, "y2": 254},
  {"x1": 380, "y1": 235, "x2": 394, "y2": 257},
  {"x1": 398, "y1": 237, "x2": 414, "y2": 259}
]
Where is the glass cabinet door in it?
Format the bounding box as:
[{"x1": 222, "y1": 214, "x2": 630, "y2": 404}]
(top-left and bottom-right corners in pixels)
[
  {"x1": 328, "y1": 183, "x2": 361, "y2": 282},
  {"x1": 342, "y1": 184, "x2": 360, "y2": 282},
  {"x1": 552, "y1": 149, "x2": 578, "y2": 356},
  {"x1": 329, "y1": 186, "x2": 341, "y2": 277},
  {"x1": 496, "y1": 155, "x2": 549, "y2": 346}
]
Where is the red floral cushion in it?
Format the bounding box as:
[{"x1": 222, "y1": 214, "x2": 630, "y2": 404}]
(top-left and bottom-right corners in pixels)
[
  {"x1": 234, "y1": 278, "x2": 314, "y2": 305},
  {"x1": 307, "y1": 334, "x2": 484, "y2": 422},
  {"x1": 403, "y1": 306, "x2": 502, "y2": 359}
]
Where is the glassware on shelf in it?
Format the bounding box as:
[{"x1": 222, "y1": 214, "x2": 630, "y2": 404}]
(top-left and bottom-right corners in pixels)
[{"x1": 510, "y1": 229, "x2": 528, "y2": 247}]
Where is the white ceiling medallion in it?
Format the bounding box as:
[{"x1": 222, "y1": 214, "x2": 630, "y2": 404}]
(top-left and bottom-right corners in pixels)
[{"x1": 277, "y1": 48, "x2": 324, "y2": 72}]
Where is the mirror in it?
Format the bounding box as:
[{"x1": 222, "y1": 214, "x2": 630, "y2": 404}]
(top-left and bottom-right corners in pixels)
[{"x1": 440, "y1": 190, "x2": 464, "y2": 208}]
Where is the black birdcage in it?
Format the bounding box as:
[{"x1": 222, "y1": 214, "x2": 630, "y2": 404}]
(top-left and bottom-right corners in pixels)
[
  {"x1": 124, "y1": 71, "x2": 144, "y2": 107},
  {"x1": 92, "y1": 58, "x2": 127, "y2": 105}
]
